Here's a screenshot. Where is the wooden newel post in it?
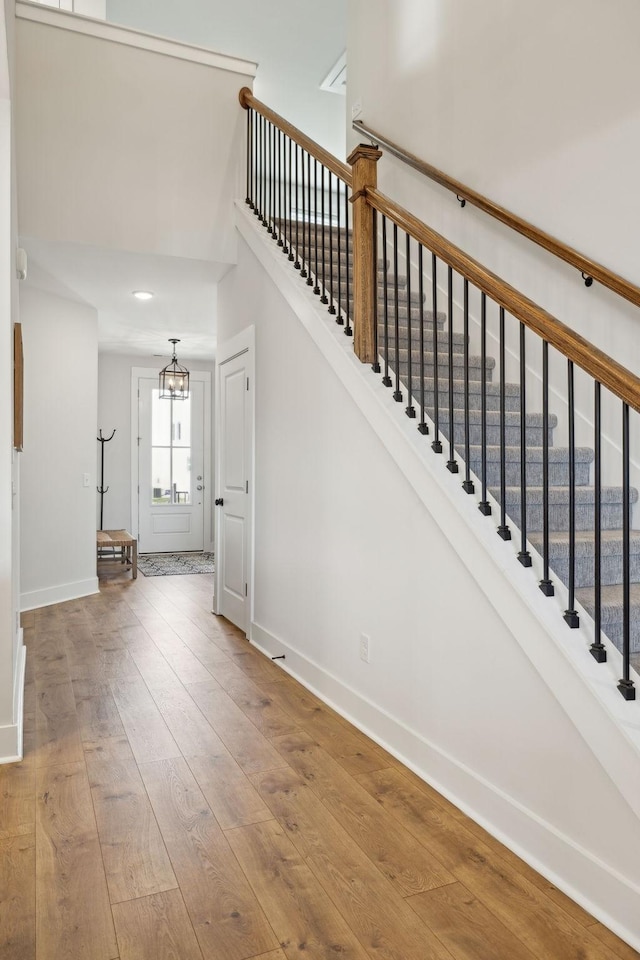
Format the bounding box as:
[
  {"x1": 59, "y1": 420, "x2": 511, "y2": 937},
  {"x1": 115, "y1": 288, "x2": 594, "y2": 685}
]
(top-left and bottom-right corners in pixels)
[{"x1": 347, "y1": 144, "x2": 382, "y2": 363}]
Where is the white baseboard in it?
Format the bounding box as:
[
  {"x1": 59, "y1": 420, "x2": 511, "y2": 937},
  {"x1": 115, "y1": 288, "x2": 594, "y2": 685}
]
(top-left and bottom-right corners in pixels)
[
  {"x1": 20, "y1": 576, "x2": 99, "y2": 612},
  {"x1": 0, "y1": 639, "x2": 26, "y2": 764},
  {"x1": 251, "y1": 619, "x2": 640, "y2": 953}
]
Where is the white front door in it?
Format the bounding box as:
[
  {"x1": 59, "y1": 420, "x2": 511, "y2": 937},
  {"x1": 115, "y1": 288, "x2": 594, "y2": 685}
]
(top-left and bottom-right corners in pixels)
[
  {"x1": 215, "y1": 340, "x2": 253, "y2": 631},
  {"x1": 138, "y1": 377, "x2": 205, "y2": 553}
]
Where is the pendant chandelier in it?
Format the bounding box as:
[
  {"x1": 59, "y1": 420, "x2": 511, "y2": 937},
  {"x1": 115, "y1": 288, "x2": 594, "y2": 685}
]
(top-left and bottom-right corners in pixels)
[{"x1": 159, "y1": 338, "x2": 190, "y2": 400}]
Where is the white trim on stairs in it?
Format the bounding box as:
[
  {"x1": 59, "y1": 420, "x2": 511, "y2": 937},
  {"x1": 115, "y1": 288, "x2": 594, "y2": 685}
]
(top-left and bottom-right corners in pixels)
[{"x1": 16, "y1": 1, "x2": 257, "y2": 77}]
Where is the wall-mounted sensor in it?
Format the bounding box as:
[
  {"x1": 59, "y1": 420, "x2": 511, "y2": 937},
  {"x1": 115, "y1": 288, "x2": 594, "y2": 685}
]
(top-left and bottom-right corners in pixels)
[{"x1": 16, "y1": 248, "x2": 27, "y2": 281}]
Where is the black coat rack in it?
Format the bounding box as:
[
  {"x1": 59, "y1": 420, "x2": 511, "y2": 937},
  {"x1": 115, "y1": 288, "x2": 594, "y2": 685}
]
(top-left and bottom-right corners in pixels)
[{"x1": 97, "y1": 428, "x2": 116, "y2": 530}]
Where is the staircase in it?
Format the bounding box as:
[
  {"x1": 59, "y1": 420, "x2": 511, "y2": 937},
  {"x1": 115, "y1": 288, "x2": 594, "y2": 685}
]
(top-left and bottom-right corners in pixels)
[{"x1": 291, "y1": 220, "x2": 640, "y2": 670}]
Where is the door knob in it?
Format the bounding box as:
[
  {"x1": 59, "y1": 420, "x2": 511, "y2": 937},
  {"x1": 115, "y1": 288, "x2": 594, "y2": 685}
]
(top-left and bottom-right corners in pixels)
[
  {"x1": 197, "y1": 485, "x2": 203, "y2": 491},
  {"x1": 215, "y1": 498, "x2": 224, "y2": 506}
]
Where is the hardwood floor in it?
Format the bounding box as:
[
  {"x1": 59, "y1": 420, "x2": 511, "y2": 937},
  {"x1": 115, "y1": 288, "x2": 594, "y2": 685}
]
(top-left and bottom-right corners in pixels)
[{"x1": 2, "y1": 568, "x2": 638, "y2": 960}]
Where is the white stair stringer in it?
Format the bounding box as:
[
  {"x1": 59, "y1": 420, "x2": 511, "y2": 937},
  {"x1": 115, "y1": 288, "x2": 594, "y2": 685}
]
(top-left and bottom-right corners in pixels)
[{"x1": 233, "y1": 200, "x2": 640, "y2": 951}]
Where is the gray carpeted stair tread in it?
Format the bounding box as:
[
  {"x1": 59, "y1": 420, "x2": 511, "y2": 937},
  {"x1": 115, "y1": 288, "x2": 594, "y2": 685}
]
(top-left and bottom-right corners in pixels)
[
  {"x1": 469, "y1": 444, "x2": 593, "y2": 464},
  {"x1": 382, "y1": 329, "x2": 464, "y2": 349},
  {"x1": 376, "y1": 308, "x2": 447, "y2": 325},
  {"x1": 407, "y1": 376, "x2": 522, "y2": 398},
  {"x1": 387, "y1": 347, "x2": 494, "y2": 368},
  {"x1": 530, "y1": 530, "x2": 640, "y2": 589},
  {"x1": 393, "y1": 358, "x2": 494, "y2": 384},
  {"x1": 529, "y1": 530, "x2": 640, "y2": 555},
  {"x1": 500, "y1": 486, "x2": 638, "y2": 504},
  {"x1": 575, "y1": 583, "x2": 640, "y2": 652}
]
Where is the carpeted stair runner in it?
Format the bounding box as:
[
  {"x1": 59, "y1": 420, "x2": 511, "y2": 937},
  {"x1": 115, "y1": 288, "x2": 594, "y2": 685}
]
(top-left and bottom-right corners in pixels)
[{"x1": 283, "y1": 219, "x2": 640, "y2": 661}]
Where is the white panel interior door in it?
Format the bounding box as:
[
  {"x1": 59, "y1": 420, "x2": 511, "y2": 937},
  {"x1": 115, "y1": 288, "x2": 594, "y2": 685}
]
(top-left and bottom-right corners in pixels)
[
  {"x1": 138, "y1": 377, "x2": 205, "y2": 553},
  {"x1": 216, "y1": 349, "x2": 251, "y2": 630}
]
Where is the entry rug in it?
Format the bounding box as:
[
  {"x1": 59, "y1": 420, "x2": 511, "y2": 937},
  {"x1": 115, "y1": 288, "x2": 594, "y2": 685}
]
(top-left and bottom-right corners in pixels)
[{"x1": 137, "y1": 552, "x2": 215, "y2": 577}]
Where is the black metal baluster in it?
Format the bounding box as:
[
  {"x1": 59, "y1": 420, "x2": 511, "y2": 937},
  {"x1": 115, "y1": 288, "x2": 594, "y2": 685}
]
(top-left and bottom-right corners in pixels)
[
  {"x1": 294, "y1": 145, "x2": 301, "y2": 269},
  {"x1": 405, "y1": 234, "x2": 415, "y2": 417},
  {"x1": 272, "y1": 126, "x2": 278, "y2": 240},
  {"x1": 306, "y1": 153, "x2": 313, "y2": 286},
  {"x1": 431, "y1": 255, "x2": 442, "y2": 453},
  {"x1": 371, "y1": 208, "x2": 380, "y2": 373},
  {"x1": 462, "y1": 279, "x2": 473, "y2": 492},
  {"x1": 336, "y1": 179, "x2": 343, "y2": 324},
  {"x1": 283, "y1": 136, "x2": 290, "y2": 256},
  {"x1": 264, "y1": 121, "x2": 271, "y2": 231},
  {"x1": 328, "y1": 173, "x2": 335, "y2": 313},
  {"x1": 418, "y1": 245, "x2": 428, "y2": 435},
  {"x1": 382, "y1": 217, "x2": 391, "y2": 384},
  {"x1": 392, "y1": 225, "x2": 402, "y2": 402},
  {"x1": 446, "y1": 266, "x2": 457, "y2": 472},
  {"x1": 252, "y1": 110, "x2": 258, "y2": 213},
  {"x1": 590, "y1": 382, "x2": 606, "y2": 661},
  {"x1": 497, "y1": 307, "x2": 510, "y2": 540},
  {"x1": 618, "y1": 403, "x2": 636, "y2": 699},
  {"x1": 258, "y1": 115, "x2": 265, "y2": 223},
  {"x1": 518, "y1": 323, "x2": 531, "y2": 565},
  {"x1": 313, "y1": 160, "x2": 320, "y2": 294},
  {"x1": 344, "y1": 185, "x2": 352, "y2": 336},
  {"x1": 287, "y1": 138, "x2": 293, "y2": 259},
  {"x1": 267, "y1": 121, "x2": 272, "y2": 231},
  {"x1": 300, "y1": 149, "x2": 307, "y2": 278},
  {"x1": 277, "y1": 129, "x2": 283, "y2": 246},
  {"x1": 320, "y1": 166, "x2": 328, "y2": 304},
  {"x1": 478, "y1": 294, "x2": 491, "y2": 515},
  {"x1": 271, "y1": 125, "x2": 278, "y2": 240},
  {"x1": 564, "y1": 360, "x2": 579, "y2": 625},
  {"x1": 245, "y1": 107, "x2": 251, "y2": 207},
  {"x1": 539, "y1": 341, "x2": 554, "y2": 594}
]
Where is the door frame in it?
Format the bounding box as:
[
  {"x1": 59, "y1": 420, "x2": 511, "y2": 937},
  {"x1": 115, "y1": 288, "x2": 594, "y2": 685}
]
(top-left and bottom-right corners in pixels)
[
  {"x1": 131, "y1": 366, "x2": 213, "y2": 553},
  {"x1": 214, "y1": 327, "x2": 255, "y2": 635}
]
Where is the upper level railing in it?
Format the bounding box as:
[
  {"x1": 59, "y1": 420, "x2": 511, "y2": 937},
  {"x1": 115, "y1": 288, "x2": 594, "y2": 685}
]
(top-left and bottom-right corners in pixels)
[
  {"x1": 353, "y1": 117, "x2": 640, "y2": 311},
  {"x1": 240, "y1": 87, "x2": 640, "y2": 700}
]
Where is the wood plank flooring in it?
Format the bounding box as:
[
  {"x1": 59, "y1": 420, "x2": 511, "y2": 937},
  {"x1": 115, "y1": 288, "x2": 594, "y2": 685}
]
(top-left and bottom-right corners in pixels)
[{"x1": 1, "y1": 568, "x2": 638, "y2": 960}]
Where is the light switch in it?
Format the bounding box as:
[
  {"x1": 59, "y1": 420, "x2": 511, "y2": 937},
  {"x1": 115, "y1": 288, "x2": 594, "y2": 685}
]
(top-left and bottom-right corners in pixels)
[{"x1": 83, "y1": 473, "x2": 90, "y2": 488}]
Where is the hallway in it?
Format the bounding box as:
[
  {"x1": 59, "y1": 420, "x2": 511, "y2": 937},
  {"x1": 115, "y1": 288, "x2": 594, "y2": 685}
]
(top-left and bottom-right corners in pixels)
[{"x1": 0, "y1": 570, "x2": 637, "y2": 960}]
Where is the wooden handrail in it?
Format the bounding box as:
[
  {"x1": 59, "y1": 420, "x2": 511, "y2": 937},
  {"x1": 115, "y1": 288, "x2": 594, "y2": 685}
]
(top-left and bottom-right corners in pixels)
[
  {"x1": 353, "y1": 118, "x2": 640, "y2": 312},
  {"x1": 240, "y1": 88, "x2": 352, "y2": 187},
  {"x1": 366, "y1": 186, "x2": 640, "y2": 413}
]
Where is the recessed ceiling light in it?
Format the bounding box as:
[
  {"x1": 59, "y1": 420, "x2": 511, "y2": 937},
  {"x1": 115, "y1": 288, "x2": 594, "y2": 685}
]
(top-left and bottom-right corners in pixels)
[{"x1": 132, "y1": 290, "x2": 154, "y2": 300}]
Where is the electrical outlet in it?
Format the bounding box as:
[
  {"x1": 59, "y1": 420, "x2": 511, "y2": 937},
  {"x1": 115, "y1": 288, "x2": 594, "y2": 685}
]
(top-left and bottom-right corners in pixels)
[
  {"x1": 359, "y1": 633, "x2": 370, "y2": 663},
  {"x1": 351, "y1": 100, "x2": 362, "y2": 120}
]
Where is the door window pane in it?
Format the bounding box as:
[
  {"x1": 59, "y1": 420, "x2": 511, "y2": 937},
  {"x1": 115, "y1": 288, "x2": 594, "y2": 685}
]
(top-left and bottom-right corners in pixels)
[
  {"x1": 172, "y1": 401, "x2": 191, "y2": 447},
  {"x1": 150, "y1": 390, "x2": 193, "y2": 504},
  {"x1": 152, "y1": 391, "x2": 172, "y2": 445},
  {"x1": 172, "y1": 448, "x2": 192, "y2": 504},
  {"x1": 151, "y1": 448, "x2": 171, "y2": 503}
]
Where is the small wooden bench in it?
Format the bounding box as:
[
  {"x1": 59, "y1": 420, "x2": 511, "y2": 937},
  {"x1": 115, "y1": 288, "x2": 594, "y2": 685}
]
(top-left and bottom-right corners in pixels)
[{"x1": 97, "y1": 529, "x2": 137, "y2": 579}]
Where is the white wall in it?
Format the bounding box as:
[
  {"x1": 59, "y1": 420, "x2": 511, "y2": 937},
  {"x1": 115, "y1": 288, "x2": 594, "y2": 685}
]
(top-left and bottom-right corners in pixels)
[
  {"x1": 20, "y1": 287, "x2": 99, "y2": 609},
  {"x1": 15, "y1": 15, "x2": 251, "y2": 263},
  {"x1": 106, "y1": 0, "x2": 346, "y2": 159},
  {"x1": 217, "y1": 225, "x2": 640, "y2": 949},
  {"x1": 98, "y1": 352, "x2": 215, "y2": 543},
  {"x1": 347, "y1": 0, "x2": 640, "y2": 377}
]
